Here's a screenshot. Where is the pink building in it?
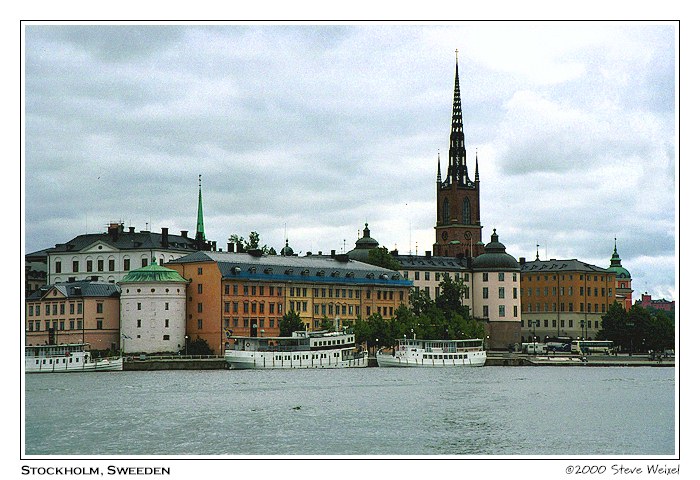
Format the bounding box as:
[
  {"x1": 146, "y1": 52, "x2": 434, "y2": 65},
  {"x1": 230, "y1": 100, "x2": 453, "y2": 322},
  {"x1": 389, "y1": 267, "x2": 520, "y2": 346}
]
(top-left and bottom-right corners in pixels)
[{"x1": 637, "y1": 293, "x2": 675, "y2": 312}]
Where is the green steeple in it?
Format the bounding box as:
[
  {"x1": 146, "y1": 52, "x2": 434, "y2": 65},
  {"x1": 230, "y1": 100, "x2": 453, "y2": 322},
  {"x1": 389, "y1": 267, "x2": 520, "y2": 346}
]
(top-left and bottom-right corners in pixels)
[
  {"x1": 607, "y1": 238, "x2": 631, "y2": 279},
  {"x1": 196, "y1": 175, "x2": 206, "y2": 243}
]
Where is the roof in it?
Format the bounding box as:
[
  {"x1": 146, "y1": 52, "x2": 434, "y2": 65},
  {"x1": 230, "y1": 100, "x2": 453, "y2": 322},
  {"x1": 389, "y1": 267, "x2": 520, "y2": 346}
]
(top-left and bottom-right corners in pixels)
[
  {"x1": 391, "y1": 254, "x2": 471, "y2": 272},
  {"x1": 26, "y1": 281, "x2": 121, "y2": 301},
  {"x1": 521, "y1": 258, "x2": 610, "y2": 274},
  {"x1": 168, "y1": 251, "x2": 412, "y2": 286},
  {"x1": 471, "y1": 229, "x2": 520, "y2": 271},
  {"x1": 46, "y1": 227, "x2": 198, "y2": 254},
  {"x1": 120, "y1": 261, "x2": 188, "y2": 284}
]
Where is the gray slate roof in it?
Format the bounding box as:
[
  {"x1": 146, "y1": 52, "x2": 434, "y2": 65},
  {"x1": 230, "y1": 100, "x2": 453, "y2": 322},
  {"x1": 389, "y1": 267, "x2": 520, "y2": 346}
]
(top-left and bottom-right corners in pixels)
[
  {"x1": 27, "y1": 281, "x2": 121, "y2": 301},
  {"x1": 391, "y1": 254, "x2": 471, "y2": 272},
  {"x1": 46, "y1": 230, "x2": 198, "y2": 253},
  {"x1": 168, "y1": 251, "x2": 411, "y2": 286},
  {"x1": 520, "y1": 259, "x2": 609, "y2": 274}
]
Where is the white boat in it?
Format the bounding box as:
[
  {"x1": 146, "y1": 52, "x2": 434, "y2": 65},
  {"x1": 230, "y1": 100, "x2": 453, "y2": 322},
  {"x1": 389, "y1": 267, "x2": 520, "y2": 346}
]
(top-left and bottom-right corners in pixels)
[
  {"x1": 25, "y1": 343, "x2": 123, "y2": 373},
  {"x1": 224, "y1": 330, "x2": 368, "y2": 369},
  {"x1": 376, "y1": 338, "x2": 486, "y2": 367}
]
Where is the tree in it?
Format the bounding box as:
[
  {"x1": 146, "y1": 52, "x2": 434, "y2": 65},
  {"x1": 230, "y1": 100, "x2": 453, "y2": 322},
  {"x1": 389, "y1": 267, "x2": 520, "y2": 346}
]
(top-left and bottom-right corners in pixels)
[
  {"x1": 320, "y1": 316, "x2": 336, "y2": 332},
  {"x1": 180, "y1": 337, "x2": 213, "y2": 356},
  {"x1": 597, "y1": 301, "x2": 629, "y2": 347},
  {"x1": 227, "y1": 231, "x2": 274, "y2": 254},
  {"x1": 279, "y1": 310, "x2": 305, "y2": 337},
  {"x1": 366, "y1": 246, "x2": 401, "y2": 271}
]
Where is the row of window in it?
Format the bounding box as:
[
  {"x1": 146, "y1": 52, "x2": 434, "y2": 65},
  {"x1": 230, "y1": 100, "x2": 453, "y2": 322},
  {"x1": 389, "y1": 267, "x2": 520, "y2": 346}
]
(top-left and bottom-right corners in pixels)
[
  {"x1": 482, "y1": 287, "x2": 518, "y2": 299},
  {"x1": 220, "y1": 284, "x2": 403, "y2": 301},
  {"x1": 525, "y1": 302, "x2": 612, "y2": 313},
  {"x1": 223, "y1": 317, "x2": 277, "y2": 329},
  {"x1": 54, "y1": 256, "x2": 161, "y2": 274},
  {"x1": 133, "y1": 319, "x2": 171, "y2": 328},
  {"x1": 27, "y1": 303, "x2": 91, "y2": 316},
  {"x1": 524, "y1": 274, "x2": 615, "y2": 283},
  {"x1": 482, "y1": 305, "x2": 518, "y2": 319},
  {"x1": 523, "y1": 319, "x2": 601, "y2": 330},
  {"x1": 26, "y1": 319, "x2": 98, "y2": 331},
  {"x1": 404, "y1": 271, "x2": 518, "y2": 283},
  {"x1": 525, "y1": 286, "x2": 613, "y2": 297},
  {"x1": 223, "y1": 301, "x2": 285, "y2": 314}
]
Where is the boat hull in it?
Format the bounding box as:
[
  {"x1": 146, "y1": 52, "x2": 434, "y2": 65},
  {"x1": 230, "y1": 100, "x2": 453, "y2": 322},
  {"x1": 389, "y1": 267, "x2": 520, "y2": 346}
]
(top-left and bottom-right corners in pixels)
[
  {"x1": 376, "y1": 351, "x2": 486, "y2": 367},
  {"x1": 225, "y1": 350, "x2": 368, "y2": 369},
  {"x1": 25, "y1": 357, "x2": 123, "y2": 373}
]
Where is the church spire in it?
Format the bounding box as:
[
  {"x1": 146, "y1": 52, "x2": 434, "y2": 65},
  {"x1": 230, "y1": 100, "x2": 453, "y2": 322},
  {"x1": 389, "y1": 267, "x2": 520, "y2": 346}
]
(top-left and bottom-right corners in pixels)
[
  {"x1": 445, "y1": 49, "x2": 469, "y2": 186},
  {"x1": 436, "y1": 151, "x2": 442, "y2": 184},
  {"x1": 195, "y1": 174, "x2": 206, "y2": 247},
  {"x1": 474, "y1": 148, "x2": 480, "y2": 182}
]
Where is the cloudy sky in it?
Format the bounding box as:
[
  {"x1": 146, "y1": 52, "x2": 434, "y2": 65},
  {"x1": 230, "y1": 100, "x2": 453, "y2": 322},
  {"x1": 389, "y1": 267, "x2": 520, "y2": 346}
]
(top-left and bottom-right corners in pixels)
[{"x1": 23, "y1": 23, "x2": 677, "y2": 301}]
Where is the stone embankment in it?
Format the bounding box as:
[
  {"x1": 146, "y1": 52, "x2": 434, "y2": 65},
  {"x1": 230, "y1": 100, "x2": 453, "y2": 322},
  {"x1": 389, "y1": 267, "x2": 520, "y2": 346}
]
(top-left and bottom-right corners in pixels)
[
  {"x1": 123, "y1": 355, "x2": 227, "y2": 371},
  {"x1": 485, "y1": 352, "x2": 675, "y2": 367}
]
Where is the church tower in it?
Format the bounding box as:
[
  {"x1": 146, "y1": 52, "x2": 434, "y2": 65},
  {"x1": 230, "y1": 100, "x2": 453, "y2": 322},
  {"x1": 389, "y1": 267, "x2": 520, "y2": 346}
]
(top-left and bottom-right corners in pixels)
[{"x1": 433, "y1": 51, "x2": 483, "y2": 257}]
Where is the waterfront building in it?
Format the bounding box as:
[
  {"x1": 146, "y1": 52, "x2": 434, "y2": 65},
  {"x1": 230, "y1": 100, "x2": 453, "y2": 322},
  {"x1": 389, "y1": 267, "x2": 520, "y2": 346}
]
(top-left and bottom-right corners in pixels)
[
  {"x1": 607, "y1": 239, "x2": 633, "y2": 310},
  {"x1": 119, "y1": 261, "x2": 188, "y2": 354},
  {"x1": 636, "y1": 293, "x2": 675, "y2": 312},
  {"x1": 167, "y1": 250, "x2": 412, "y2": 355},
  {"x1": 472, "y1": 230, "x2": 521, "y2": 349},
  {"x1": 25, "y1": 280, "x2": 121, "y2": 352},
  {"x1": 388, "y1": 229, "x2": 520, "y2": 350},
  {"x1": 433, "y1": 51, "x2": 483, "y2": 258},
  {"x1": 25, "y1": 248, "x2": 48, "y2": 296},
  {"x1": 519, "y1": 255, "x2": 617, "y2": 343}
]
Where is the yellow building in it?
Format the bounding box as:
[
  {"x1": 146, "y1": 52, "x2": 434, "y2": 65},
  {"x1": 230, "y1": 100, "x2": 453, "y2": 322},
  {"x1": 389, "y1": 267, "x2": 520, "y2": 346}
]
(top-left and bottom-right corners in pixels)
[
  {"x1": 167, "y1": 250, "x2": 412, "y2": 355},
  {"x1": 520, "y1": 256, "x2": 617, "y2": 343}
]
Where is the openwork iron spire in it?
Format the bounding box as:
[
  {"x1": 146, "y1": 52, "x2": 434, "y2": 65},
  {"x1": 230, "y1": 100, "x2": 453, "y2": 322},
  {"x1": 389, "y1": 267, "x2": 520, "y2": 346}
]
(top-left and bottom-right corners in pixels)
[{"x1": 444, "y1": 49, "x2": 469, "y2": 186}]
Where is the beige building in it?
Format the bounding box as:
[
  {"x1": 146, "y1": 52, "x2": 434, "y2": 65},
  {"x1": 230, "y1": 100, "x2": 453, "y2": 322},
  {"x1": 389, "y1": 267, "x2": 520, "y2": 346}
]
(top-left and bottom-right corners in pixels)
[{"x1": 25, "y1": 281, "x2": 121, "y2": 353}]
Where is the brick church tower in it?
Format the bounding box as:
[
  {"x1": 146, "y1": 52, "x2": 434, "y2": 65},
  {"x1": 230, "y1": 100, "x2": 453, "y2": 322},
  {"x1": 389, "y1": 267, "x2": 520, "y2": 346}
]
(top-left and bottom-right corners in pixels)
[{"x1": 433, "y1": 51, "x2": 483, "y2": 258}]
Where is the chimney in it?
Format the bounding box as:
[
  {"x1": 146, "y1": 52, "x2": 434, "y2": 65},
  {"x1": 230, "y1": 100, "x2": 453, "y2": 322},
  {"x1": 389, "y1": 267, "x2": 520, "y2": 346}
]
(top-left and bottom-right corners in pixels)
[
  {"x1": 161, "y1": 228, "x2": 169, "y2": 248},
  {"x1": 227, "y1": 242, "x2": 235, "y2": 252},
  {"x1": 519, "y1": 257, "x2": 526, "y2": 265},
  {"x1": 129, "y1": 226, "x2": 135, "y2": 234},
  {"x1": 236, "y1": 241, "x2": 244, "y2": 253},
  {"x1": 212, "y1": 241, "x2": 217, "y2": 251},
  {"x1": 330, "y1": 249, "x2": 336, "y2": 258},
  {"x1": 108, "y1": 223, "x2": 120, "y2": 241},
  {"x1": 425, "y1": 251, "x2": 432, "y2": 258},
  {"x1": 181, "y1": 230, "x2": 188, "y2": 238}
]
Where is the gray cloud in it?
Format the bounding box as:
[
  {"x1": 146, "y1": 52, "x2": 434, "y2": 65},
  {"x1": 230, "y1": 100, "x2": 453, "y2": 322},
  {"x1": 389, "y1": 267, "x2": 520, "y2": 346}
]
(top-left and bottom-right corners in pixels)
[{"x1": 23, "y1": 23, "x2": 677, "y2": 301}]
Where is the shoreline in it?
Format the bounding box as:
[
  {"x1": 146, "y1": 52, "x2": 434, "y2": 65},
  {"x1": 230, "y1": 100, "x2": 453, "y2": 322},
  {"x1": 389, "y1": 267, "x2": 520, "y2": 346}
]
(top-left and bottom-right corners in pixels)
[{"x1": 119, "y1": 353, "x2": 675, "y2": 370}]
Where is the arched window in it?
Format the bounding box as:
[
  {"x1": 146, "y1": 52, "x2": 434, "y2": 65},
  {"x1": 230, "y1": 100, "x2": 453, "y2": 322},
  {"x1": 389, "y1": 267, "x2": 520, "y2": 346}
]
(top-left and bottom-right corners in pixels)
[
  {"x1": 462, "y1": 198, "x2": 471, "y2": 224},
  {"x1": 442, "y1": 198, "x2": 450, "y2": 225}
]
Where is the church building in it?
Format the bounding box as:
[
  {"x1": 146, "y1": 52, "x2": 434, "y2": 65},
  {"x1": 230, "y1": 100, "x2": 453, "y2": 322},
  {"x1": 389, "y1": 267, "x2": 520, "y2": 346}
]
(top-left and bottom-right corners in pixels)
[{"x1": 433, "y1": 51, "x2": 484, "y2": 258}]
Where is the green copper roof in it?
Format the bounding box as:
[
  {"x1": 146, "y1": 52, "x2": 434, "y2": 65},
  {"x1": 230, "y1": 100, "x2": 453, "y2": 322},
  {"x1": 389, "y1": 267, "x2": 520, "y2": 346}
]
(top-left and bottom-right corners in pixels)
[
  {"x1": 607, "y1": 238, "x2": 631, "y2": 278},
  {"x1": 196, "y1": 175, "x2": 205, "y2": 240},
  {"x1": 120, "y1": 261, "x2": 188, "y2": 284}
]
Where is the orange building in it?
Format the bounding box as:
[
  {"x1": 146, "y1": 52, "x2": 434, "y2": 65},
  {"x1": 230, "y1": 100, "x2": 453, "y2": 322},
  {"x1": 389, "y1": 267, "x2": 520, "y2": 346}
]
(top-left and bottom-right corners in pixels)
[
  {"x1": 25, "y1": 281, "x2": 121, "y2": 352},
  {"x1": 167, "y1": 250, "x2": 412, "y2": 355},
  {"x1": 520, "y1": 257, "x2": 617, "y2": 342}
]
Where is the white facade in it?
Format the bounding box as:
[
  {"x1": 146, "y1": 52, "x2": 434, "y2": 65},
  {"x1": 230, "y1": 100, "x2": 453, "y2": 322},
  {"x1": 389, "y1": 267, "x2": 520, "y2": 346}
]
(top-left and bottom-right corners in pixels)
[
  {"x1": 50, "y1": 241, "x2": 188, "y2": 285},
  {"x1": 473, "y1": 270, "x2": 520, "y2": 323},
  {"x1": 120, "y1": 281, "x2": 187, "y2": 354}
]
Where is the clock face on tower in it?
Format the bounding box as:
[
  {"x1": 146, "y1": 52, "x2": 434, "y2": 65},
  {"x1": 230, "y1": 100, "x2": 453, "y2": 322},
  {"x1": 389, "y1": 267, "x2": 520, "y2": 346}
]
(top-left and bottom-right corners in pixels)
[{"x1": 441, "y1": 231, "x2": 448, "y2": 241}]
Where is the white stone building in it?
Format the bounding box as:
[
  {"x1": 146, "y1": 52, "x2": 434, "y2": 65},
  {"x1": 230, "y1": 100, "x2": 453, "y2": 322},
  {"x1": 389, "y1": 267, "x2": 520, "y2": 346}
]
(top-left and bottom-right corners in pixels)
[{"x1": 119, "y1": 261, "x2": 188, "y2": 354}]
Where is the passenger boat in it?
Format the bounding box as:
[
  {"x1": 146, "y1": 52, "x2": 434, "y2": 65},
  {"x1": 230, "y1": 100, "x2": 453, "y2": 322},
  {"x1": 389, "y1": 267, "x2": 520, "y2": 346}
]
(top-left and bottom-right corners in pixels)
[
  {"x1": 376, "y1": 338, "x2": 486, "y2": 367},
  {"x1": 25, "y1": 343, "x2": 123, "y2": 373},
  {"x1": 224, "y1": 330, "x2": 368, "y2": 369}
]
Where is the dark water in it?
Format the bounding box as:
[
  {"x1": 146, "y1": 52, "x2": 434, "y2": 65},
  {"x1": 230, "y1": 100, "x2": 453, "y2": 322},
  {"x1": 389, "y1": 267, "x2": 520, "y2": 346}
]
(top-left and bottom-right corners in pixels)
[{"x1": 24, "y1": 366, "x2": 675, "y2": 456}]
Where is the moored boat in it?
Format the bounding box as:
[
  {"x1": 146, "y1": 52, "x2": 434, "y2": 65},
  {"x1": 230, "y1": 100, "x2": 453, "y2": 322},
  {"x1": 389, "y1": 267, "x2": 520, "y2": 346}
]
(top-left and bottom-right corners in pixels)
[
  {"x1": 25, "y1": 343, "x2": 123, "y2": 373},
  {"x1": 224, "y1": 330, "x2": 367, "y2": 369},
  {"x1": 376, "y1": 338, "x2": 486, "y2": 367}
]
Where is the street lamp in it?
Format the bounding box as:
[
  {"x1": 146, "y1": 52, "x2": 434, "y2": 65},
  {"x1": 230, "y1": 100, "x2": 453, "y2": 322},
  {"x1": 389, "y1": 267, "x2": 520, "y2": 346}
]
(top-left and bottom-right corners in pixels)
[
  {"x1": 580, "y1": 320, "x2": 585, "y2": 340},
  {"x1": 626, "y1": 321, "x2": 634, "y2": 356},
  {"x1": 185, "y1": 335, "x2": 189, "y2": 356}
]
